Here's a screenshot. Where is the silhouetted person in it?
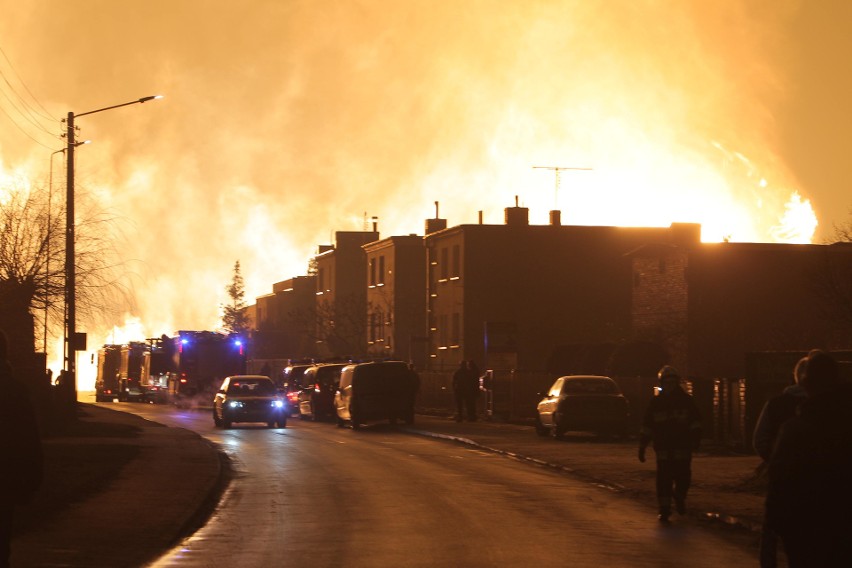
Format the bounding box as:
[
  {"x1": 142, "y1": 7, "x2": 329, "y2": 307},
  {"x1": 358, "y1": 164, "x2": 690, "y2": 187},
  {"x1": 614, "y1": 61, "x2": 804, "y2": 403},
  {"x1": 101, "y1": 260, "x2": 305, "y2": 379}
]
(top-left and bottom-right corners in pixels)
[
  {"x1": 638, "y1": 366, "x2": 702, "y2": 523},
  {"x1": 0, "y1": 329, "x2": 43, "y2": 568},
  {"x1": 766, "y1": 350, "x2": 852, "y2": 567},
  {"x1": 752, "y1": 356, "x2": 808, "y2": 568}
]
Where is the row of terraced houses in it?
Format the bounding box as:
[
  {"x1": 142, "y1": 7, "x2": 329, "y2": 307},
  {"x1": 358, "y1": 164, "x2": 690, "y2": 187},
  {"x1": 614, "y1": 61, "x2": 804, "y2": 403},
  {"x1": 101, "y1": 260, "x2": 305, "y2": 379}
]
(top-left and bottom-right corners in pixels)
[{"x1": 244, "y1": 200, "x2": 852, "y2": 448}]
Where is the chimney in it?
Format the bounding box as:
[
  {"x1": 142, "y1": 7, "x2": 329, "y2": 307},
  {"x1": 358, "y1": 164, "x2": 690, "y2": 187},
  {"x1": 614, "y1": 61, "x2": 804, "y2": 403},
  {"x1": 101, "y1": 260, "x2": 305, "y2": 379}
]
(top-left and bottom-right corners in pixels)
[
  {"x1": 478, "y1": 210, "x2": 483, "y2": 224},
  {"x1": 549, "y1": 210, "x2": 561, "y2": 226},
  {"x1": 504, "y1": 195, "x2": 529, "y2": 226},
  {"x1": 425, "y1": 200, "x2": 447, "y2": 234}
]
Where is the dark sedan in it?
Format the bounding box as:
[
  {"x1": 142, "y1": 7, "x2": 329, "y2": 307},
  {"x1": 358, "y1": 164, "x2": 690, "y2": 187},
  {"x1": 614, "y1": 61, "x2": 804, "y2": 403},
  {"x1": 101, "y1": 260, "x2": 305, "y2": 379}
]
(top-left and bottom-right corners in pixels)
[
  {"x1": 213, "y1": 375, "x2": 288, "y2": 429},
  {"x1": 535, "y1": 375, "x2": 630, "y2": 439}
]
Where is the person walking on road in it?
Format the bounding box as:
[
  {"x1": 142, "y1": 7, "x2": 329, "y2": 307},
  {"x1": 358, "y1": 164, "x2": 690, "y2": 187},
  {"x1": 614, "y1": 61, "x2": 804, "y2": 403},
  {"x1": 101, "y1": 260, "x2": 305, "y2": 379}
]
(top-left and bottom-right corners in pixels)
[
  {"x1": 752, "y1": 356, "x2": 808, "y2": 568},
  {"x1": 766, "y1": 349, "x2": 852, "y2": 567},
  {"x1": 0, "y1": 329, "x2": 44, "y2": 568},
  {"x1": 638, "y1": 365, "x2": 702, "y2": 523}
]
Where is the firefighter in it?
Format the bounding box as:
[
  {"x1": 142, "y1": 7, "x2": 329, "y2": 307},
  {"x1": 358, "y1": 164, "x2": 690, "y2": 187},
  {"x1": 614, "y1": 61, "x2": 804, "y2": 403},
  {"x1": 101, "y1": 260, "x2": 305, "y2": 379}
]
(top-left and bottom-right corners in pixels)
[{"x1": 638, "y1": 365, "x2": 702, "y2": 522}]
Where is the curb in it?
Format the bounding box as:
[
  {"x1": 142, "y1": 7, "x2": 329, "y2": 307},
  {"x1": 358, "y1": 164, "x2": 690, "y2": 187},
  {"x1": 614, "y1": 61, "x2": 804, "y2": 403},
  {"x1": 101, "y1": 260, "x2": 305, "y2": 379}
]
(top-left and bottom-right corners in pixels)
[{"x1": 403, "y1": 426, "x2": 762, "y2": 534}]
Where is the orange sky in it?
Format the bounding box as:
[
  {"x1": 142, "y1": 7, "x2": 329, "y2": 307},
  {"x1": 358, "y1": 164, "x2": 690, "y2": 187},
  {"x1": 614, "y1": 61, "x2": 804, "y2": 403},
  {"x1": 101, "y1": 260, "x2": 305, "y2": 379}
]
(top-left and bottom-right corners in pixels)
[{"x1": 0, "y1": 1, "x2": 850, "y2": 385}]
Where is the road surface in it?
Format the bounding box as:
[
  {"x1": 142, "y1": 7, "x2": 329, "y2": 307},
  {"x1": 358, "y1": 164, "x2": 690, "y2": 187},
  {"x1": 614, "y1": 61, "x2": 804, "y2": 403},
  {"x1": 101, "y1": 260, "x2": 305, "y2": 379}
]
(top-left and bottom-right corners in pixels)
[{"x1": 119, "y1": 405, "x2": 758, "y2": 567}]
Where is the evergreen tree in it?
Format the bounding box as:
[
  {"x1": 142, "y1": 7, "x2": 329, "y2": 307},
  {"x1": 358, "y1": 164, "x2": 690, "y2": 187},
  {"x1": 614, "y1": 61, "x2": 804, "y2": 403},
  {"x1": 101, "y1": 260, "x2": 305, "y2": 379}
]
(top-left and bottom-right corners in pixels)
[{"x1": 221, "y1": 260, "x2": 251, "y2": 335}]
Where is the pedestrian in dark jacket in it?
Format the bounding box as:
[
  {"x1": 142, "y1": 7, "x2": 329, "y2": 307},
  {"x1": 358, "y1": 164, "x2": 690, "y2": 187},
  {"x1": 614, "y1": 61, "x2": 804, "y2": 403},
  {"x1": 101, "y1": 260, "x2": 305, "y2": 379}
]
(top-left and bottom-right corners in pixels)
[
  {"x1": 452, "y1": 360, "x2": 479, "y2": 422},
  {"x1": 766, "y1": 350, "x2": 852, "y2": 567},
  {"x1": 0, "y1": 329, "x2": 44, "y2": 568},
  {"x1": 638, "y1": 365, "x2": 702, "y2": 522},
  {"x1": 752, "y1": 357, "x2": 807, "y2": 568}
]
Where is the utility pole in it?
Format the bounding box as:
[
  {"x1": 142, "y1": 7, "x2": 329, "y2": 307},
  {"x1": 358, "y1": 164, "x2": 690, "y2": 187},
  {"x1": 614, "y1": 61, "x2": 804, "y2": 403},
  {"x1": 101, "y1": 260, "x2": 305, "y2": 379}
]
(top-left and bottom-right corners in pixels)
[
  {"x1": 532, "y1": 166, "x2": 592, "y2": 208},
  {"x1": 63, "y1": 95, "x2": 161, "y2": 403}
]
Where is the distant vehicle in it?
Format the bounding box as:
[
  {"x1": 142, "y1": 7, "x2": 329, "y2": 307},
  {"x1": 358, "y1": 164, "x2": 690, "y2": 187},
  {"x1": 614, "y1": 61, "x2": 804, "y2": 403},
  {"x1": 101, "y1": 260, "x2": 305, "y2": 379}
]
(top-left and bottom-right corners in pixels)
[
  {"x1": 281, "y1": 364, "x2": 313, "y2": 416},
  {"x1": 213, "y1": 375, "x2": 288, "y2": 429},
  {"x1": 335, "y1": 361, "x2": 418, "y2": 429},
  {"x1": 535, "y1": 375, "x2": 631, "y2": 439},
  {"x1": 118, "y1": 342, "x2": 148, "y2": 402},
  {"x1": 298, "y1": 363, "x2": 347, "y2": 421},
  {"x1": 95, "y1": 345, "x2": 123, "y2": 402},
  {"x1": 170, "y1": 331, "x2": 246, "y2": 408}
]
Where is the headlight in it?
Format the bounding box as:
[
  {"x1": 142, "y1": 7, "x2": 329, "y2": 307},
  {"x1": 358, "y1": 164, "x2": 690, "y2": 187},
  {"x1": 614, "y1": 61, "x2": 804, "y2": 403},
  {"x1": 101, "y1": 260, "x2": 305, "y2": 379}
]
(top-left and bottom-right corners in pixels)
[
  {"x1": 228, "y1": 401, "x2": 244, "y2": 408},
  {"x1": 272, "y1": 400, "x2": 285, "y2": 409}
]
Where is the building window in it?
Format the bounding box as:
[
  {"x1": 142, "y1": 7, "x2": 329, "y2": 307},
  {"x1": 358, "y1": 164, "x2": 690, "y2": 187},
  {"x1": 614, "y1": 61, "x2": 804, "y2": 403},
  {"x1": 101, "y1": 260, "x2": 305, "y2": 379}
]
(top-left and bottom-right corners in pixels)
[
  {"x1": 439, "y1": 313, "x2": 449, "y2": 348},
  {"x1": 440, "y1": 247, "x2": 449, "y2": 280},
  {"x1": 378, "y1": 255, "x2": 385, "y2": 285},
  {"x1": 317, "y1": 268, "x2": 325, "y2": 295},
  {"x1": 369, "y1": 258, "x2": 376, "y2": 287},
  {"x1": 451, "y1": 244, "x2": 460, "y2": 279},
  {"x1": 451, "y1": 312, "x2": 460, "y2": 346}
]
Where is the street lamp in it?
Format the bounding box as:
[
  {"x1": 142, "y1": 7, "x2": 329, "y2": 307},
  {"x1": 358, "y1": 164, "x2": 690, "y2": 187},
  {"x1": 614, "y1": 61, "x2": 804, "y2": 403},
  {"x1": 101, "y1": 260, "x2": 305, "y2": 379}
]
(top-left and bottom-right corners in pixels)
[{"x1": 63, "y1": 95, "x2": 162, "y2": 401}]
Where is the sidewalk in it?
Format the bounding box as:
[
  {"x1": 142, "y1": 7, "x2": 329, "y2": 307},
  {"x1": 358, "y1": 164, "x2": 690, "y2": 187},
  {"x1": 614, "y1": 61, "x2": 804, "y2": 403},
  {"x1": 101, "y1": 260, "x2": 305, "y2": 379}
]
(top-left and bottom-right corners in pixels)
[
  {"x1": 12, "y1": 406, "x2": 766, "y2": 567},
  {"x1": 12, "y1": 404, "x2": 228, "y2": 568}
]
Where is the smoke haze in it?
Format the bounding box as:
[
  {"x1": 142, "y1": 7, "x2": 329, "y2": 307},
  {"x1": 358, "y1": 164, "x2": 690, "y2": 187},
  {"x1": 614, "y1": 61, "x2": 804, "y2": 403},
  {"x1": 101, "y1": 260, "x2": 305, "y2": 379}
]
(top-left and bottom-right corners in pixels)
[{"x1": 1, "y1": 1, "x2": 850, "y2": 386}]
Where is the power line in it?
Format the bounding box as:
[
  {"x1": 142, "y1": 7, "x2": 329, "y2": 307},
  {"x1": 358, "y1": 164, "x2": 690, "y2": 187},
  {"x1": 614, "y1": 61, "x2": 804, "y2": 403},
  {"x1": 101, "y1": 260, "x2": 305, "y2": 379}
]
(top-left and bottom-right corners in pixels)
[
  {"x1": 0, "y1": 44, "x2": 56, "y2": 122},
  {"x1": 0, "y1": 42, "x2": 60, "y2": 149},
  {"x1": 0, "y1": 77, "x2": 58, "y2": 137},
  {"x1": 0, "y1": 103, "x2": 55, "y2": 150}
]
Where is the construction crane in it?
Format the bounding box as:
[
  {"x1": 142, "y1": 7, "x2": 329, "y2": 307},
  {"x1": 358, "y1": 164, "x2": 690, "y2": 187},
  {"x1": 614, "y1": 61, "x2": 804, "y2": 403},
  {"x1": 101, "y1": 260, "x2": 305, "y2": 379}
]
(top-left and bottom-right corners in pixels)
[{"x1": 532, "y1": 166, "x2": 592, "y2": 208}]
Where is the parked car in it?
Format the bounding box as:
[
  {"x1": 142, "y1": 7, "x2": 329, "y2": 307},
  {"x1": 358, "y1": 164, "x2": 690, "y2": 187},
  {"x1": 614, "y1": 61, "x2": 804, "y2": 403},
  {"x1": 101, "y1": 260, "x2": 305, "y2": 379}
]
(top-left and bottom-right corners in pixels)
[
  {"x1": 535, "y1": 375, "x2": 630, "y2": 439},
  {"x1": 335, "y1": 361, "x2": 418, "y2": 429},
  {"x1": 213, "y1": 375, "x2": 288, "y2": 429},
  {"x1": 281, "y1": 364, "x2": 313, "y2": 416},
  {"x1": 298, "y1": 363, "x2": 348, "y2": 421}
]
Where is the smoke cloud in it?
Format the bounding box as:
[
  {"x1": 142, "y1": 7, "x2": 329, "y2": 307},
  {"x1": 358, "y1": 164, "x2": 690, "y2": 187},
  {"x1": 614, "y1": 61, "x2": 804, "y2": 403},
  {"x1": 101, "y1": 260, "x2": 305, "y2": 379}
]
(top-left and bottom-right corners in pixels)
[{"x1": 0, "y1": 1, "x2": 849, "y2": 387}]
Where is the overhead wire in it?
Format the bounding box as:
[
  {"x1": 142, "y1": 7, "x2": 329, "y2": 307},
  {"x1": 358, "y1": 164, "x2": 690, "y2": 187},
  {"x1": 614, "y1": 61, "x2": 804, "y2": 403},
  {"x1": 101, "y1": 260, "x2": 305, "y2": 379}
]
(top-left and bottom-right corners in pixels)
[
  {"x1": 0, "y1": 43, "x2": 60, "y2": 150},
  {"x1": 0, "y1": 44, "x2": 56, "y2": 122}
]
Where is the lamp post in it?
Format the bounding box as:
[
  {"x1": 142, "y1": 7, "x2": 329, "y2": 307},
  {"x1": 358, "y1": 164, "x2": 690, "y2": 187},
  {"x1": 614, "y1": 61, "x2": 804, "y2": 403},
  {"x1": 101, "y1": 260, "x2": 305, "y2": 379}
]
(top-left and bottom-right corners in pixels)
[{"x1": 64, "y1": 95, "x2": 161, "y2": 401}]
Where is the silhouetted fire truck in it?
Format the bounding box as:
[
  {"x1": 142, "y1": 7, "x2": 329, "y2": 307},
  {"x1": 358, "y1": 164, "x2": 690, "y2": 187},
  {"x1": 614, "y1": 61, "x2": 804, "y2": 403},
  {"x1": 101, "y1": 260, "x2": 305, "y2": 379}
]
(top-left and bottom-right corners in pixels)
[
  {"x1": 95, "y1": 344, "x2": 122, "y2": 402},
  {"x1": 119, "y1": 341, "x2": 148, "y2": 402},
  {"x1": 140, "y1": 335, "x2": 174, "y2": 404},
  {"x1": 169, "y1": 330, "x2": 246, "y2": 407}
]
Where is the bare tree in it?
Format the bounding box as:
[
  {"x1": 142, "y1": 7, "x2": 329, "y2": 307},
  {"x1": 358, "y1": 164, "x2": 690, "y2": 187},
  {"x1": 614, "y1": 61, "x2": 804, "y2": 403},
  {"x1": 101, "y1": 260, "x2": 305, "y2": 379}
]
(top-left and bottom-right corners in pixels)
[
  {"x1": 828, "y1": 205, "x2": 852, "y2": 244},
  {"x1": 0, "y1": 178, "x2": 133, "y2": 352},
  {"x1": 810, "y1": 204, "x2": 852, "y2": 339}
]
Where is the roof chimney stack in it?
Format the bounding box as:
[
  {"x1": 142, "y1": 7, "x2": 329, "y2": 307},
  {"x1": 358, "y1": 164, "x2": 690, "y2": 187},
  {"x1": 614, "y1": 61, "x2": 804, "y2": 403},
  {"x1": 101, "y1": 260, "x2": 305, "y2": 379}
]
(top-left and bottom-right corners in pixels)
[
  {"x1": 505, "y1": 196, "x2": 529, "y2": 226},
  {"x1": 425, "y1": 200, "x2": 447, "y2": 234}
]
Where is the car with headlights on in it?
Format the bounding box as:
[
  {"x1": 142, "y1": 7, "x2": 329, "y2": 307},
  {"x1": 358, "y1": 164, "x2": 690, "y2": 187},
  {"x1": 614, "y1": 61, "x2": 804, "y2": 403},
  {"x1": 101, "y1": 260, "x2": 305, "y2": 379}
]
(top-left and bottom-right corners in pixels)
[
  {"x1": 535, "y1": 375, "x2": 630, "y2": 439},
  {"x1": 213, "y1": 375, "x2": 288, "y2": 429}
]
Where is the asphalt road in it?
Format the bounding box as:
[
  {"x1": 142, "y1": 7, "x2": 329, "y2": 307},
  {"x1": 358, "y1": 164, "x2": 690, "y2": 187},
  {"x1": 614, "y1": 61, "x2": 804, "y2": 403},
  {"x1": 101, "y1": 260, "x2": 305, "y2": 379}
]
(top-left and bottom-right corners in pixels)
[{"x1": 115, "y1": 405, "x2": 759, "y2": 568}]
